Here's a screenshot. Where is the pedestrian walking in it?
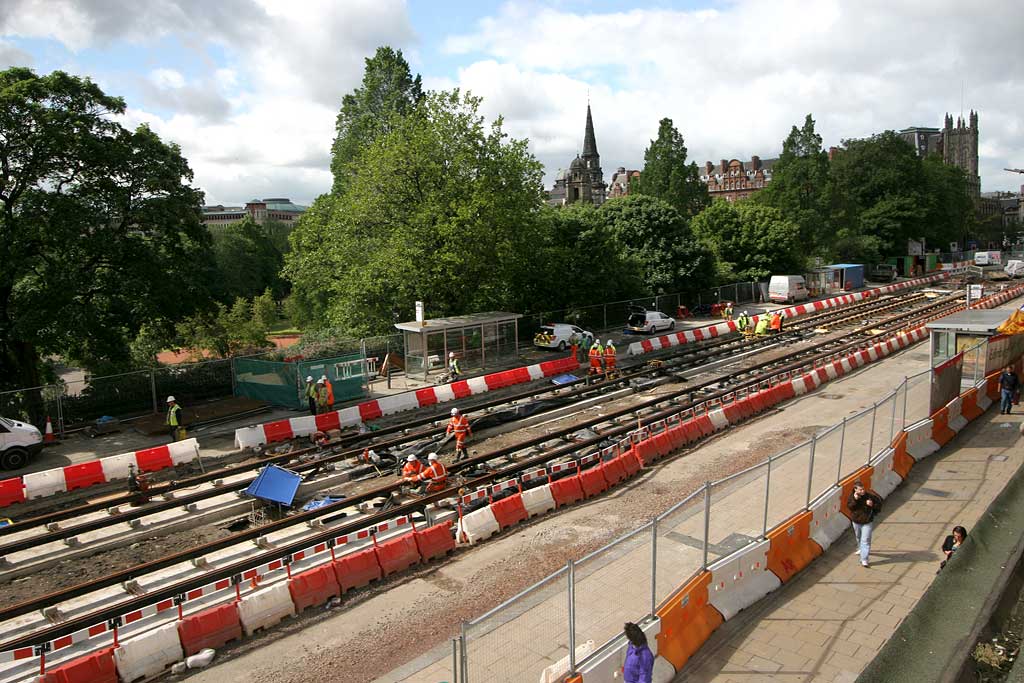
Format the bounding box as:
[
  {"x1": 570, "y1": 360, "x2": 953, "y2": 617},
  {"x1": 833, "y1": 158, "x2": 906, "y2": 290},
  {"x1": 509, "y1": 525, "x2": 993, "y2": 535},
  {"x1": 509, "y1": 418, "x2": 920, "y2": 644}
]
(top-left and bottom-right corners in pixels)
[
  {"x1": 847, "y1": 480, "x2": 882, "y2": 567},
  {"x1": 622, "y1": 622, "x2": 654, "y2": 683},
  {"x1": 939, "y1": 525, "x2": 968, "y2": 571},
  {"x1": 999, "y1": 366, "x2": 1019, "y2": 414},
  {"x1": 304, "y1": 376, "x2": 317, "y2": 416},
  {"x1": 165, "y1": 395, "x2": 183, "y2": 442}
]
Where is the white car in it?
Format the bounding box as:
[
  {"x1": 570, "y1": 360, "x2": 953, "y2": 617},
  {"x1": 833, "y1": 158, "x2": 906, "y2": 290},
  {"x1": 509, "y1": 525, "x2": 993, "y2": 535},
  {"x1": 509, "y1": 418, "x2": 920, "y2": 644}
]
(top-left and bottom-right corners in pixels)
[
  {"x1": 626, "y1": 310, "x2": 675, "y2": 334},
  {"x1": 0, "y1": 416, "x2": 43, "y2": 470},
  {"x1": 534, "y1": 324, "x2": 592, "y2": 351}
]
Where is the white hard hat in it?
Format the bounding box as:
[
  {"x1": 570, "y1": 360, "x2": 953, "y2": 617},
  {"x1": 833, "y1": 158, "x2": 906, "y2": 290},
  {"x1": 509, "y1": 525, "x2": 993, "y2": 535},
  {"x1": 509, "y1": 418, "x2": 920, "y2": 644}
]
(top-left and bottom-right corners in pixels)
[
  {"x1": 450, "y1": 408, "x2": 459, "y2": 416},
  {"x1": 166, "y1": 396, "x2": 175, "y2": 403},
  {"x1": 449, "y1": 351, "x2": 455, "y2": 358},
  {"x1": 368, "y1": 449, "x2": 376, "y2": 457},
  {"x1": 317, "y1": 378, "x2": 325, "y2": 384},
  {"x1": 321, "y1": 374, "x2": 328, "y2": 381},
  {"x1": 428, "y1": 453, "x2": 438, "y2": 461},
  {"x1": 607, "y1": 340, "x2": 613, "y2": 346},
  {"x1": 407, "y1": 454, "x2": 417, "y2": 462},
  {"x1": 744, "y1": 311, "x2": 749, "y2": 315},
  {"x1": 306, "y1": 376, "x2": 314, "y2": 382}
]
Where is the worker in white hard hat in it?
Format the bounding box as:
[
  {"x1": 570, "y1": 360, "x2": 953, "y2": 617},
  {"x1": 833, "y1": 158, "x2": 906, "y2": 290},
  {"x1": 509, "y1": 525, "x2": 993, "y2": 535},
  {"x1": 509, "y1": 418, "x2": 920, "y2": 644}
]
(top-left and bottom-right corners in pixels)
[
  {"x1": 447, "y1": 351, "x2": 460, "y2": 381},
  {"x1": 604, "y1": 339, "x2": 617, "y2": 378},
  {"x1": 320, "y1": 374, "x2": 335, "y2": 411},
  {"x1": 165, "y1": 395, "x2": 183, "y2": 442},
  {"x1": 447, "y1": 407, "x2": 472, "y2": 462},
  {"x1": 315, "y1": 377, "x2": 329, "y2": 413},
  {"x1": 413, "y1": 452, "x2": 448, "y2": 493},
  {"x1": 304, "y1": 375, "x2": 317, "y2": 415},
  {"x1": 402, "y1": 453, "x2": 424, "y2": 480}
]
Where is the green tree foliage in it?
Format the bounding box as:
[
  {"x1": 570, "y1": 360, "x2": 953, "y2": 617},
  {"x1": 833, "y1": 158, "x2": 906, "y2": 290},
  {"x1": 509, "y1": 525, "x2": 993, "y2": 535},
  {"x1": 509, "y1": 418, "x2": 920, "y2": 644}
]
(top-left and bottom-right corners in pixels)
[
  {"x1": 175, "y1": 292, "x2": 275, "y2": 359},
  {"x1": 210, "y1": 217, "x2": 287, "y2": 301},
  {"x1": 756, "y1": 114, "x2": 831, "y2": 248},
  {"x1": 692, "y1": 201, "x2": 804, "y2": 281},
  {"x1": 330, "y1": 47, "x2": 423, "y2": 194},
  {"x1": 600, "y1": 194, "x2": 716, "y2": 298},
  {"x1": 0, "y1": 68, "x2": 214, "y2": 390},
  {"x1": 632, "y1": 118, "x2": 709, "y2": 217},
  {"x1": 288, "y1": 90, "x2": 545, "y2": 335},
  {"x1": 921, "y1": 155, "x2": 975, "y2": 249}
]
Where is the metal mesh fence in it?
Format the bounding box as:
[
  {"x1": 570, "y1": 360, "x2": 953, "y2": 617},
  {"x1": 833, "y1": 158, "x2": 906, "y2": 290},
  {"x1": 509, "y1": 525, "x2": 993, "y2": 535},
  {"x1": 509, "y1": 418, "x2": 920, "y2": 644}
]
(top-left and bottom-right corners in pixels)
[
  {"x1": 871, "y1": 392, "x2": 898, "y2": 455},
  {"x1": 707, "y1": 461, "x2": 769, "y2": 561},
  {"x1": 904, "y1": 371, "x2": 932, "y2": 427},
  {"x1": 654, "y1": 490, "x2": 705, "y2": 605},
  {"x1": 840, "y1": 408, "x2": 874, "y2": 475},
  {"x1": 810, "y1": 423, "x2": 844, "y2": 501},
  {"x1": 766, "y1": 440, "x2": 813, "y2": 532}
]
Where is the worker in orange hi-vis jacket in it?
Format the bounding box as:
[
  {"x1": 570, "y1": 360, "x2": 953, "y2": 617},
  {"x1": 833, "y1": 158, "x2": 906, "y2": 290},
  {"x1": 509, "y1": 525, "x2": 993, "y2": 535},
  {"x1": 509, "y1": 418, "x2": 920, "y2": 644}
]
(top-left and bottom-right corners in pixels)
[
  {"x1": 414, "y1": 453, "x2": 448, "y2": 493},
  {"x1": 401, "y1": 454, "x2": 424, "y2": 479},
  {"x1": 588, "y1": 343, "x2": 604, "y2": 376},
  {"x1": 447, "y1": 407, "x2": 472, "y2": 462},
  {"x1": 603, "y1": 339, "x2": 617, "y2": 378}
]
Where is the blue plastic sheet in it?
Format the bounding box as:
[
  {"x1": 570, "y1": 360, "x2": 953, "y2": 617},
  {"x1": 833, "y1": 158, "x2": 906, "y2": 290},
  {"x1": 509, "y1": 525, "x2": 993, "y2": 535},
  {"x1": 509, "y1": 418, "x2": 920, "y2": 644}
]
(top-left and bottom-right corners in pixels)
[
  {"x1": 301, "y1": 496, "x2": 343, "y2": 512},
  {"x1": 244, "y1": 465, "x2": 302, "y2": 506},
  {"x1": 551, "y1": 374, "x2": 578, "y2": 385}
]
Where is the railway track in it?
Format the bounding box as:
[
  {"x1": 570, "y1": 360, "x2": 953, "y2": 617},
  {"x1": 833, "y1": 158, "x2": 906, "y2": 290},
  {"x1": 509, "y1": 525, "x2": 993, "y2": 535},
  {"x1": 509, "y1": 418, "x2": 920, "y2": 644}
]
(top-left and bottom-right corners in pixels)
[{"x1": 0, "y1": 287, "x2": 969, "y2": 653}]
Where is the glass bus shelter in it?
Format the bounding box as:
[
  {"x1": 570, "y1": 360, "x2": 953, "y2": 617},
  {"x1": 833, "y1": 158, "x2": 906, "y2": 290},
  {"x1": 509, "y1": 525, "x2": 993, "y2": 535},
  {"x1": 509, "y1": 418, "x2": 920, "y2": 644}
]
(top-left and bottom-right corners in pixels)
[{"x1": 395, "y1": 312, "x2": 522, "y2": 381}]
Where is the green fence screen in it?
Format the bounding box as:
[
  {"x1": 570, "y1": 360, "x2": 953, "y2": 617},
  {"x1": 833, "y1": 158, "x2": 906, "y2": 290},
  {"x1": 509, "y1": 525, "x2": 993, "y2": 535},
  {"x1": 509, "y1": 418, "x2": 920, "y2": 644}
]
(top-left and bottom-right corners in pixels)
[{"x1": 234, "y1": 352, "x2": 367, "y2": 409}]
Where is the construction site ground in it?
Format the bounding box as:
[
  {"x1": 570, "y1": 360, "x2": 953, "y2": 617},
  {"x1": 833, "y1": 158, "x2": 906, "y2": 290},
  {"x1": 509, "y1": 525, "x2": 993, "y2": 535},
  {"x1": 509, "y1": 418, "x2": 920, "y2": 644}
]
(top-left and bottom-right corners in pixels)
[{"x1": 181, "y1": 308, "x2": 958, "y2": 683}]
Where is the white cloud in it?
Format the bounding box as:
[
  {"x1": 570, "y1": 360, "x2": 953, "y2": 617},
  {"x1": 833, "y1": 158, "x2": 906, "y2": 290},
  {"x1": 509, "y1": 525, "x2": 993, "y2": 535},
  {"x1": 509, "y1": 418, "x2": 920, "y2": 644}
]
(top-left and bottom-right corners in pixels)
[{"x1": 149, "y1": 68, "x2": 185, "y2": 89}]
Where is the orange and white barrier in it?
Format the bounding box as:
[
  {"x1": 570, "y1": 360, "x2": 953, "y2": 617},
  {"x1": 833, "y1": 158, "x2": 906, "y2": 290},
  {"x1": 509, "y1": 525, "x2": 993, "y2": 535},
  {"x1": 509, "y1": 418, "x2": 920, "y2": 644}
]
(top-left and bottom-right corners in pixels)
[
  {"x1": 870, "y1": 448, "x2": 902, "y2": 499},
  {"x1": 237, "y1": 581, "x2": 296, "y2": 637},
  {"x1": 234, "y1": 356, "x2": 580, "y2": 449},
  {"x1": 808, "y1": 487, "x2": 847, "y2": 551},
  {"x1": 707, "y1": 540, "x2": 780, "y2": 620},
  {"x1": 113, "y1": 622, "x2": 183, "y2": 683}
]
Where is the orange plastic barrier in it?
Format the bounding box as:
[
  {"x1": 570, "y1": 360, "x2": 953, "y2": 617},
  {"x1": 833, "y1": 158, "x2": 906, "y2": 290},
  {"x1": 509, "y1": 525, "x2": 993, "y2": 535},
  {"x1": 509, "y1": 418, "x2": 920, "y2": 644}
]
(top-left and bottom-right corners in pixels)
[
  {"x1": 375, "y1": 533, "x2": 420, "y2": 576},
  {"x1": 578, "y1": 466, "x2": 608, "y2": 498},
  {"x1": 890, "y1": 432, "x2": 914, "y2": 479},
  {"x1": 931, "y1": 407, "x2": 957, "y2": 446},
  {"x1": 601, "y1": 457, "x2": 628, "y2": 487},
  {"x1": 333, "y1": 546, "x2": 382, "y2": 592},
  {"x1": 766, "y1": 511, "x2": 821, "y2": 583},
  {"x1": 680, "y1": 419, "x2": 702, "y2": 444},
  {"x1": 0, "y1": 478, "x2": 25, "y2": 507},
  {"x1": 40, "y1": 647, "x2": 117, "y2": 683},
  {"x1": 961, "y1": 388, "x2": 984, "y2": 421},
  {"x1": 491, "y1": 493, "x2": 529, "y2": 529},
  {"x1": 653, "y1": 430, "x2": 674, "y2": 457},
  {"x1": 289, "y1": 563, "x2": 341, "y2": 613},
  {"x1": 838, "y1": 468, "x2": 874, "y2": 520},
  {"x1": 314, "y1": 411, "x2": 341, "y2": 432},
  {"x1": 135, "y1": 444, "x2": 174, "y2": 472},
  {"x1": 722, "y1": 400, "x2": 744, "y2": 424},
  {"x1": 619, "y1": 451, "x2": 641, "y2": 478},
  {"x1": 635, "y1": 438, "x2": 660, "y2": 466},
  {"x1": 176, "y1": 603, "x2": 242, "y2": 656},
  {"x1": 549, "y1": 475, "x2": 584, "y2": 507},
  {"x1": 656, "y1": 572, "x2": 723, "y2": 671},
  {"x1": 693, "y1": 415, "x2": 714, "y2": 438},
  {"x1": 414, "y1": 522, "x2": 456, "y2": 562},
  {"x1": 63, "y1": 461, "x2": 106, "y2": 492}
]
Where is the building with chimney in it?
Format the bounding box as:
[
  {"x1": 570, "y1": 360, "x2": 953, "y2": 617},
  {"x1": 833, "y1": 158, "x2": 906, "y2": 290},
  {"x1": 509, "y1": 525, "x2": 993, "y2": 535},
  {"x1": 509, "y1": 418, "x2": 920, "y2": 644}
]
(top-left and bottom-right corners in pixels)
[
  {"x1": 897, "y1": 112, "x2": 981, "y2": 200},
  {"x1": 608, "y1": 168, "x2": 640, "y2": 199},
  {"x1": 697, "y1": 156, "x2": 777, "y2": 202},
  {"x1": 547, "y1": 106, "x2": 607, "y2": 206},
  {"x1": 201, "y1": 198, "x2": 308, "y2": 228}
]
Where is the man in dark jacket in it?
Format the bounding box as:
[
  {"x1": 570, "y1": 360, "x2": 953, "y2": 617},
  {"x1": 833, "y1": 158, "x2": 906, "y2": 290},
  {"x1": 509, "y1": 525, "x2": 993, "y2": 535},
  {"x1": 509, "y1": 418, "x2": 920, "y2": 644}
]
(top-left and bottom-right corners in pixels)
[
  {"x1": 1000, "y1": 366, "x2": 1020, "y2": 415},
  {"x1": 848, "y1": 480, "x2": 882, "y2": 568}
]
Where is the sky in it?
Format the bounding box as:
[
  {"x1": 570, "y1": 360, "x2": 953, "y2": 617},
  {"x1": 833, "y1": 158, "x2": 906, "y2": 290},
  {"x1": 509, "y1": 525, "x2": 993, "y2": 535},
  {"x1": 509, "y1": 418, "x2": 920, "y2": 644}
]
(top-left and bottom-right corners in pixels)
[{"x1": 2, "y1": 0, "x2": 1022, "y2": 206}]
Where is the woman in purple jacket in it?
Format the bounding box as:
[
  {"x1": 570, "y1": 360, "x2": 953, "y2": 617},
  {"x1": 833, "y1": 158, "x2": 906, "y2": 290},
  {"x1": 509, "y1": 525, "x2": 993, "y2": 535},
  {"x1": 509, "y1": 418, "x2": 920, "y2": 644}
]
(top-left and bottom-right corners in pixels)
[{"x1": 623, "y1": 622, "x2": 655, "y2": 683}]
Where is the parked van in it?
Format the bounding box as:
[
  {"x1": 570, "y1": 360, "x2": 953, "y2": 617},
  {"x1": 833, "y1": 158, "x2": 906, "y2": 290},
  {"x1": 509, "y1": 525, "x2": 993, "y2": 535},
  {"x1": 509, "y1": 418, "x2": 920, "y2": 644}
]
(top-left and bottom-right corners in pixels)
[
  {"x1": 768, "y1": 275, "x2": 809, "y2": 304},
  {"x1": 1006, "y1": 260, "x2": 1024, "y2": 279},
  {"x1": 0, "y1": 416, "x2": 43, "y2": 470},
  {"x1": 975, "y1": 251, "x2": 1002, "y2": 266}
]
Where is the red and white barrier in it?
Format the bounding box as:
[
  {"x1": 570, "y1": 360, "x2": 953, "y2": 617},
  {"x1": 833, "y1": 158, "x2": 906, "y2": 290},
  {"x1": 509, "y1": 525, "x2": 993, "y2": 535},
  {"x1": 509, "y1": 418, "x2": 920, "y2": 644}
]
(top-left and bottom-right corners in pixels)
[
  {"x1": 627, "y1": 273, "x2": 951, "y2": 356},
  {"x1": 234, "y1": 356, "x2": 580, "y2": 449}
]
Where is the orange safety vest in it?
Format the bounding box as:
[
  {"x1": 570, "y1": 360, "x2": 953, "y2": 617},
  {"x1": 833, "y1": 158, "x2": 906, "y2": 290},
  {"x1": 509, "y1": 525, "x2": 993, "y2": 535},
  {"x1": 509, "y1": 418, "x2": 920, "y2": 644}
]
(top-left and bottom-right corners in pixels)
[
  {"x1": 604, "y1": 346, "x2": 616, "y2": 367},
  {"x1": 447, "y1": 414, "x2": 471, "y2": 437},
  {"x1": 324, "y1": 379, "x2": 334, "y2": 405},
  {"x1": 402, "y1": 460, "x2": 424, "y2": 478},
  {"x1": 589, "y1": 345, "x2": 603, "y2": 368},
  {"x1": 770, "y1": 314, "x2": 781, "y2": 331},
  {"x1": 418, "y1": 460, "x2": 448, "y2": 483}
]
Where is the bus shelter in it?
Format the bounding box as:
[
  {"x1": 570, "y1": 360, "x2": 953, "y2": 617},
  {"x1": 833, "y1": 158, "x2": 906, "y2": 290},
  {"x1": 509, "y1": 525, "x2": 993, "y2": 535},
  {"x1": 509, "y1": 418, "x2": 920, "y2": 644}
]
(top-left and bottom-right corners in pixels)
[{"x1": 396, "y1": 312, "x2": 522, "y2": 380}]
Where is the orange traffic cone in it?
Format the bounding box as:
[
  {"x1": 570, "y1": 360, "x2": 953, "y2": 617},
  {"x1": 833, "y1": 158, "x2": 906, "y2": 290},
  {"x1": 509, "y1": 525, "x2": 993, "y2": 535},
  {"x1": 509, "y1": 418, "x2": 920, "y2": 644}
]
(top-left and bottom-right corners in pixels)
[{"x1": 43, "y1": 416, "x2": 57, "y2": 444}]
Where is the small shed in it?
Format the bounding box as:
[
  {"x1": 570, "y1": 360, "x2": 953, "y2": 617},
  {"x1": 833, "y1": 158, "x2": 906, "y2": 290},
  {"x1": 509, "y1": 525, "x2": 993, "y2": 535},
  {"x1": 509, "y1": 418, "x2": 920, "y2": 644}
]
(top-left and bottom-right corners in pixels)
[
  {"x1": 825, "y1": 264, "x2": 865, "y2": 290},
  {"x1": 395, "y1": 312, "x2": 522, "y2": 380}
]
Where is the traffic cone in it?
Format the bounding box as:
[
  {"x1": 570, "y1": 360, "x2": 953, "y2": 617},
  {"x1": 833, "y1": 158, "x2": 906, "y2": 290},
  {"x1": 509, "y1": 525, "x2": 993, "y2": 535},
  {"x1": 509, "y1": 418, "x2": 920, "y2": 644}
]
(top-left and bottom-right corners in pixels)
[{"x1": 43, "y1": 416, "x2": 57, "y2": 444}]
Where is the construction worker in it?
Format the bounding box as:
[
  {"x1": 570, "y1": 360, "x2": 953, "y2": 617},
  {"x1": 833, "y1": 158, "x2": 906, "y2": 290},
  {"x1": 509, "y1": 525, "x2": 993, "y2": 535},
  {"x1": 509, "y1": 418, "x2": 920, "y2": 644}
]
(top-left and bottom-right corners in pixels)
[
  {"x1": 165, "y1": 396, "x2": 182, "y2": 442},
  {"x1": 414, "y1": 453, "x2": 448, "y2": 493},
  {"x1": 304, "y1": 376, "x2": 317, "y2": 415},
  {"x1": 588, "y1": 339, "x2": 604, "y2": 376},
  {"x1": 754, "y1": 315, "x2": 770, "y2": 336},
  {"x1": 769, "y1": 312, "x2": 782, "y2": 334},
  {"x1": 448, "y1": 352, "x2": 461, "y2": 381},
  {"x1": 724, "y1": 302, "x2": 734, "y2": 321},
  {"x1": 447, "y1": 407, "x2": 472, "y2": 461},
  {"x1": 736, "y1": 311, "x2": 749, "y2": 333},
  {"x1": 604, "y1": 339, "x2": 617, "y2": 378},
  {"x1": 315, "y1": 378, "x2": 329, "y2": 413},
  {"x1": 402, "y1": 454, "x2": 424, "y2": 479},
  {"x1": 777, "y1": 312, "x2": 785, "y2": 334},
  {"x1": 320, "y1": 375, "x2": 334, "y2": 412}
]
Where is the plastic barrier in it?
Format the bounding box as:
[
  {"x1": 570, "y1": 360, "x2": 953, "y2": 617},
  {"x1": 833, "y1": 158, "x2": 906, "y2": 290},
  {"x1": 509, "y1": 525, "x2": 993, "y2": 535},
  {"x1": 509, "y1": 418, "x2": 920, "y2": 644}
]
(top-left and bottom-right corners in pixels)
[
  {"x1": 838, "y1": 468, "x2": 874, "y2": 520},
  {"x1": 40, "y1": 647, "x2": 117, "y2": 683},
  {"x1": 99, "y1": 452, "x2": 137, "y2": 482},
  {"x1": 289, "y1": 563, "x2": 341, "y2": 613},
  {"x1": 177, "y1": 602, "x2": 243, "y2": 656},
  {"x1": 23, "y1": 468, "x2": 66, "y2": 499},
  {"x1": 62, "y1": 461, "x2": 106, "y2": 492},
  {"x1": 578, "y1": 466, "x2": 608, "y2": 498},
  {"x1": 520, "y1": 484, "x2": 556, "y2": 517},
  {"x1": 870, "y1": 448, "x2": 902, "y2": 499},
  {"x1": 134, "y1": 444, "x2": 174, "y2": 473},
  {"x1": 0, "y1": 478, "x2": 25, "y2": 507},
  {"x1": 490, "y1": 492, "x2": 529, "y2": 529},
  {"x1": 619, "y1": 451, "x2": 641, "y2": 478},
  {"x1": 931, "y1": 407, "x2": 957, "y2": 446},
  {"x1": 890, "y1": 432, "x2": 915, "y2": 479},
  {"x1": 237, "y1": 581, "x2": 296, "y2": 636},
  {"x1": 905, "y1": 419, "x2": 939, "y2": 461},
  {"x1": 635, "y1": 438, "x2": 660, "y2": 466},
  {"x1": 961, "y1": 388, "x2": 984, "y2": 422},
  {"x1": 374, "y1": 532, "x2": 421, "y2": 575},
  {"x1": 693, "y1": 415, "x2": 715, "y2": 438},
  {"x1": 707, "y1": 540, "x2": 780, "y2": 620},
  {"x1": 113, "y1": 622, "x2": 183, "y2": 683},
  {"x1": 808, "y1": 487, "x2": 847, "y2": 552},
  {"x1": 655, "y1": 571, "x2": 723, "y2": 671},
  {"x1": 458, "y1": 505, "x2": 501, "y2": 545},
  {"x1": 167, "y1": 438, "x2": 200, "y2": 465},
  {"x1": 414, "y1": 522, "x2": 456, "y2": 561},
  {"x1": 706, "y1": 407, "x2": 729, "y2": 431},
  {"x1": 765, "y1": 511, "x2": 821, "y2": 583},
  {"x1": 601, "y1": 456, "x2": 628, "y2": 487},
  {"x1": 333, "y1": 546, "x2": 382, "y2": 593},
  {"x1": 549, "y1": 475, "x2": 584, "y2": 508}
]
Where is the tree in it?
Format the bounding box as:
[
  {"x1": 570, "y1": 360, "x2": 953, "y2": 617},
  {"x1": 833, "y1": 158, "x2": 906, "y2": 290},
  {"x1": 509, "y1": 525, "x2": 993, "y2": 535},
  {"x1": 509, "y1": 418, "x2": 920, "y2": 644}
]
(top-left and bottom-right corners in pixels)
[
  {"x1": 0, "y1": 68, "x2": 214, "y2": 392},
  {"x1": 287, "y1": 90, "x2": 545, "y2": 336},
  {"x1": 757, "y1": 114, "x2": 831, "y2": 249},
  {"x1": 599, "y1": 194, "x2": 716, "y2": 299},
  {"x1": 175, "y1": 295, "x2": 274, "y2": 359},
  {"x1": 329, "y1": 47, "x2": 423, "y2": 194},
  {"x1": 692, "y1": 201, "x2": 804, "y2": 281},
  {"x1": 632, "y1": 118, "x2": 709, "y2": 218},
  {"x1": 210, "y1": 217, "x2": 286, "y2": 301}
]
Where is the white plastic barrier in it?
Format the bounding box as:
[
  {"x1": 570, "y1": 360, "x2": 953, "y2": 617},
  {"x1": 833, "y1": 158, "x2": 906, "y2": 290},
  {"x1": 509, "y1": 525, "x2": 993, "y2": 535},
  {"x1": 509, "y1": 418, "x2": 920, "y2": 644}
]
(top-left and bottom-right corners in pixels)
[
  {"x1": 809, "y1": 487, "x2": 847, "y2": 551},
  {"x1": 466, "y1": 376, "x2": 489, "y2": 394},
  {"x1": 100, "y1": 452, "x2": 137, "y2": 482},
  {"x1": 652, "y1": 656, "x2": 676, "y2": 683},
  {"x1": 870, "y1": 448, "x2": 902, "y2": 499},
  {"x1": 114, "y1": 622, "x2": 183, "y2": 682},
  {"x1": 168, "y1": 438, "x2": 200, "y2": 465},
  {"x1": 234, "y1": 426, "x2": 266, "y2": 450},
  {"x1": 576, "y1": 618, "x2": 664, "y2": 681},
  {"x1": 520, "y1": 484, "x2": 556, "y2": 518},
  {"x1": 946, "y1": 396, "x2": 968, "y2": 432},
  {"x1": 538, "y1": 640, "x2": 595, "y2": 683},
  {"x1": 288, "y1": 415, "x2": 318, "y2": 437},
  {"x1": 22, "y1": 468, "x2": 66, "y2": 499},
  {"x1": 905, "y1": 419, "x2": 939, "y2": 460},
  {"x1": 975, "y1": 379, "x2": 994, "y2": 410},
  {"x1": 237, "y1": 581, "x2": 296, "y2": 636},
  {"x1": 457, "y1": 505, "x2": 500, "y2": 545},
  {"x1": 707, "y1": 407, "x2": 729, "y2": 431},
  {"x1": 376, "y1": 392, "x2": 420, "y2": 414},
  {"x1": 708, "y1": 539, "x2": 780, "y2": 620}
]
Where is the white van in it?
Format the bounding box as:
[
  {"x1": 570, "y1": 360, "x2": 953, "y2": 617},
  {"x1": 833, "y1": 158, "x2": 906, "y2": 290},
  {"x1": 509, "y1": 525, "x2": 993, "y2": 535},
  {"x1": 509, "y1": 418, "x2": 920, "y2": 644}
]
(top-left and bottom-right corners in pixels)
[
  {"x1": 975, "y1": 251, "x2": 1002, "y2": 266},
  {"x1": 1006, "y1": 260, "x2": 1024, "y2": 279},
  {"x1": 768, "y1": 275, "x2": 809, "y2": 304},
  {"x1": 0, "y1": 416, "x2": 43, "y2": 470}
]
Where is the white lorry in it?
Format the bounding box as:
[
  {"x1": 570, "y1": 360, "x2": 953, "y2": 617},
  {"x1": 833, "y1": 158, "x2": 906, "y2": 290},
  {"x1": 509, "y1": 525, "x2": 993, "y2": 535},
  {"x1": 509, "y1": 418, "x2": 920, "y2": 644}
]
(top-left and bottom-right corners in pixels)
[
  {"x1": 0, "y1": 416, "x2": 43, "y2": 470},
  {"x1": 768, "y1": 275, "x2": 810, "y2": 303},
  {"x1": 974, "y1": 251, "x2": 1002, "y2": 266},
  {"x1": 1005, "y1": 260, "x2": 1024, "y2": 279}
]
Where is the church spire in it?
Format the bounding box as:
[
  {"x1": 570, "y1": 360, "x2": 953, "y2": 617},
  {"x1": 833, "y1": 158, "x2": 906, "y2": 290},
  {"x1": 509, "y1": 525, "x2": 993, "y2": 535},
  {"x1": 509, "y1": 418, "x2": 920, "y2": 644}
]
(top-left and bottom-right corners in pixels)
[{"x1": 582, "y1": 104, "x2": 598, "y2": 159}]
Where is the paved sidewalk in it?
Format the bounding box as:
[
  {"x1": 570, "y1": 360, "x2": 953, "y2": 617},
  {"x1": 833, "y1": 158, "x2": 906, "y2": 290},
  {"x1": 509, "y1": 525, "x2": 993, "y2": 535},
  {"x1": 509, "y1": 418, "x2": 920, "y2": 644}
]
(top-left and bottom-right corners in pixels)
[{"x1": 679, "y1": 407, "x2": 1023, "y2": 683}]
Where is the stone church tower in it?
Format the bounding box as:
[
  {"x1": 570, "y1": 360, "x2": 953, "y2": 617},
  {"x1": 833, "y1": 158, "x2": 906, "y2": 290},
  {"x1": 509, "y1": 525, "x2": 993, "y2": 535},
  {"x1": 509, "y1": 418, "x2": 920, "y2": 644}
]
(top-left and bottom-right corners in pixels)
[
  {"x1": 943, "y1": 111, "x2": 980, "y2": 200},
  {"x1": 549, "y1": 105, "x2": 607, "y2": 206}
]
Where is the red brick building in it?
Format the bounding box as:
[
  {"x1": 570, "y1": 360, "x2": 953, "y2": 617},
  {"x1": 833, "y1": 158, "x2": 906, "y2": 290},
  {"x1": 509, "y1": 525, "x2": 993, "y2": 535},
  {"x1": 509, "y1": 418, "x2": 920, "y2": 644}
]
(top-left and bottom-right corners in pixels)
[
  {"x1": 698, "y1": 156, "x2": 777, "y2": 201},
  {"x1": 608, "y1": 167, "x2": 640, "y2": 199}
]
